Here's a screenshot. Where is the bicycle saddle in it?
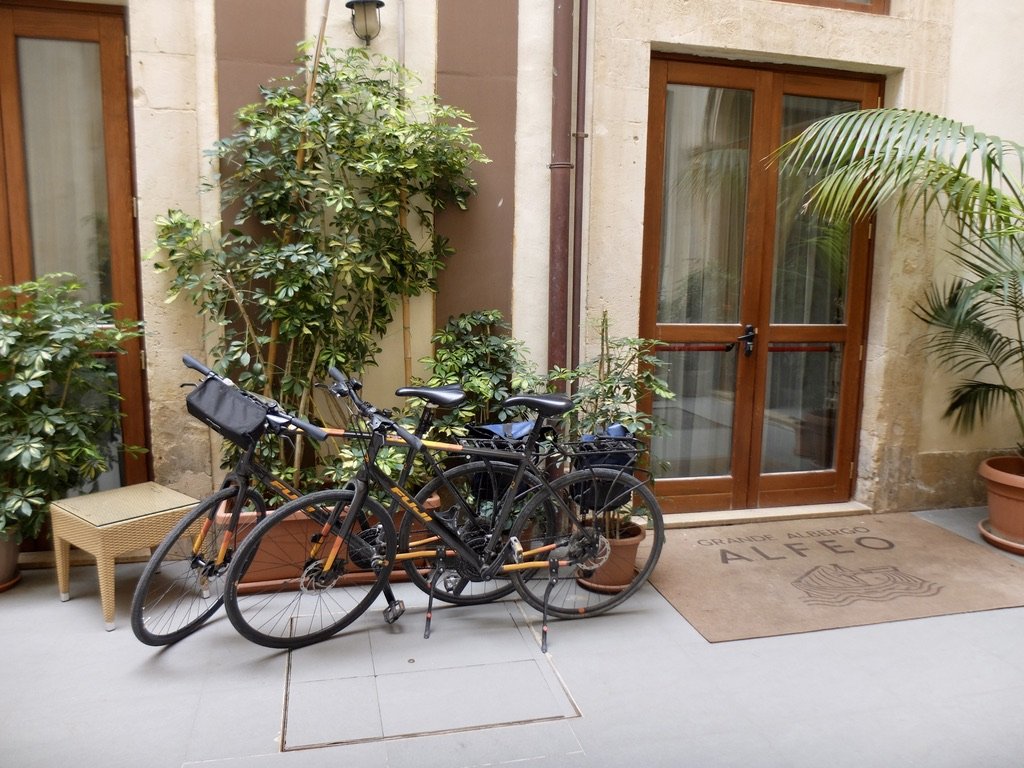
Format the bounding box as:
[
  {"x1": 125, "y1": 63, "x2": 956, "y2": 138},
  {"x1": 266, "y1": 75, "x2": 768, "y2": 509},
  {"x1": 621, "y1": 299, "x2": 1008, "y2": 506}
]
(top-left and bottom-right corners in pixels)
[
  {"x1": 501, "y1": 393, "x2": 573, "y2": 416},
  {"x1": 395, "y1": 384, "x2": 467, "y2": 408}
]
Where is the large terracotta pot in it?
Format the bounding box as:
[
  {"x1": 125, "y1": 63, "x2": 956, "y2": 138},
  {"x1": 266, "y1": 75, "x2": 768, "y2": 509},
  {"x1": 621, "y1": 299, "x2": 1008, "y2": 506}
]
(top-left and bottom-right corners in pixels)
[
  {"x1": 978, "y1": 455, "x2": 1024, "y2": 555},
  {"x1": 0, "y1": 536, "x2": 21, "y2": 592}
]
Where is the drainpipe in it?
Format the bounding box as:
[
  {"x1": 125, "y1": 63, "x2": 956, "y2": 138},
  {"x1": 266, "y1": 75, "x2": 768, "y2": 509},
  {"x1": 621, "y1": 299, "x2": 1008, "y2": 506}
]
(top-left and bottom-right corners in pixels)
[
  {"x1": 570, "y1": 0, "x2": 589, "y2": 370},
  {"x1": 547, "y1": 0, "x2": 574, "y2": 373},
  {"x1": 548, "y1": 0, "x2": 589, "y2": 373}
]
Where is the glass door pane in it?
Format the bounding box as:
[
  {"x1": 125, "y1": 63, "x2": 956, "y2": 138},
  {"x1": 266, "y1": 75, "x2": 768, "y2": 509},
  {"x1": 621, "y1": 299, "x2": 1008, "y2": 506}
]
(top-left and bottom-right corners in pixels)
[
  {"x1": 18, "y1": 37, "x2": 111, "y2": 305},
  {"x1": 761, "y1": 342, "x2": 843, "y2": 473},
  {"x1": 772, "y1": 96, "x2": 859, "y2": 326},
  {"x1": 657, "y1": 85, "x2": 751, "y2": 325},
  {"x1": 653, "y1": 347, "x2": 736, "y2": 477}
]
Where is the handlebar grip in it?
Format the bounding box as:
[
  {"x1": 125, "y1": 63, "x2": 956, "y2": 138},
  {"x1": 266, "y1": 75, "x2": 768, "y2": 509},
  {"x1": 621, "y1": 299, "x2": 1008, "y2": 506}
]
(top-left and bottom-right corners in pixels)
[
  {"x1": 328, "y1": 367, "x2": 346, "y2": 385},
  {"x1": 182, "y1": 354, "x2": 214, "y2": 377},
  {"x1": 291, "y1": 417, "x2": 328, "y2": 443}
]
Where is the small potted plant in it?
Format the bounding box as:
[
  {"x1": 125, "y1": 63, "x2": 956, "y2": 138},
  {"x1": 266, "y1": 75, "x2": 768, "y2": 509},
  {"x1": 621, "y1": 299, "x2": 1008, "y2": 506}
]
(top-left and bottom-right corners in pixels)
[
  {"x1": 779, "y1": 108, "x2": 1024, "y2": 551},
  {"x1": 0, "y1": 274, "x2": 142, "y2": 589},
  {"x1": 550, "y1": 311, "x2": 674, "y2": 590}
]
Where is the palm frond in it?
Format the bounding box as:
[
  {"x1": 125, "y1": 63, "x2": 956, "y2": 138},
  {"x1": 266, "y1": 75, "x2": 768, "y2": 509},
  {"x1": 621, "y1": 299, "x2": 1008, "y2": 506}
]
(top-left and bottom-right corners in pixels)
[
  {"x1": 944, "y1": 381, "x2": 1024, "y2": 434},
  {"x1": 776, "y1": 109, "x2": 1024, "y2": 236}
]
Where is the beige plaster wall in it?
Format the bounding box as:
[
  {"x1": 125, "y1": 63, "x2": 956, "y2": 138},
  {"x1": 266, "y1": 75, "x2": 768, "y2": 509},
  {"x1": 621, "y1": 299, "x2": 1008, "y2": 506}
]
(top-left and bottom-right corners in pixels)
[{"x1": 129, "y1": 0, "x2": 220, "y2": 497}]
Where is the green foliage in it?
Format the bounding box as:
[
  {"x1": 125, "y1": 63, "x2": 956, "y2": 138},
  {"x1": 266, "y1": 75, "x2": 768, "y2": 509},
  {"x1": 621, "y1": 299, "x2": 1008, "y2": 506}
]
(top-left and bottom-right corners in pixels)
[
  {"x1": 0, "y1": 274, "x2": 142, "y2": 542},
  {"x1": 416, "y1": 310, "x2": 544, "y2": 438},
  {"x1": 779, "y1": 108, "x2": 1024, "y2": 454},
  {"x1": 419, "y1": 309, "x2": 672, "y2": 441},
  {"x1": 151, "y1": 45, "x2": 486, "y2": 485},
  {"x1": 550, "y1": 311, "x2": 674, "y2": 438}
]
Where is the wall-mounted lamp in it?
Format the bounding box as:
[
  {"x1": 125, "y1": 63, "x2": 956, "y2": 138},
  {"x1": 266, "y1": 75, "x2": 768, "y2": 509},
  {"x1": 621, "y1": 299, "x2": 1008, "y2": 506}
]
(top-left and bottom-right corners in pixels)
[{"x1": 345, "y1": 0, "x2": 384, "y2": 46}]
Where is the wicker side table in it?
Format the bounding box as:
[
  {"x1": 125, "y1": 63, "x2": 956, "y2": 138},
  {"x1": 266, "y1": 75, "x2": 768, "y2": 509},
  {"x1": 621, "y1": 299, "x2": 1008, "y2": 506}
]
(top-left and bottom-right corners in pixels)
[{"x1": 49, "y1": 482, "x2": 197, "y2": 630}]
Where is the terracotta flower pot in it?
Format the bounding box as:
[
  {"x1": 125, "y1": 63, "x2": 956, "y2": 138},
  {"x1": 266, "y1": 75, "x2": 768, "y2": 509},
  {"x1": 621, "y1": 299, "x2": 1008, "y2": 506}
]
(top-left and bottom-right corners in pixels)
[
  {"x1": 0, "y1": 536, "x2": 21, "y2": 592},
  {"x1": 577, "y1": 521, "x2": 646, "y2": 594},
  {"x1": 978, "y1": 455, "x2": 1024, "y2": 555}
]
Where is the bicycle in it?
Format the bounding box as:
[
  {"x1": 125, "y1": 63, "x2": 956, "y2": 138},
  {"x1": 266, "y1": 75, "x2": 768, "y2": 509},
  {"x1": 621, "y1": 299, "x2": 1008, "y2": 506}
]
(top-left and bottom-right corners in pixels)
[
  {"x1": 129, "y1": 355, "x2": 465, "y2": 646},
  {"x1": 221, "y1": 368, "x2": 664, "y2": 650}
]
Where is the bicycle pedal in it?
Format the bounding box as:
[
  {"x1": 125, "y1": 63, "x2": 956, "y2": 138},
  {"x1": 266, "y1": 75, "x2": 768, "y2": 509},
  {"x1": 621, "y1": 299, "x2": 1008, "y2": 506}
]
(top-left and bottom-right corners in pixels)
[
  {"x1": 383, "y1": 600, "x2": 406, "y2": 624},
  {"x1": 509, "y1": 536, "x2": 524, "y2": 564}
]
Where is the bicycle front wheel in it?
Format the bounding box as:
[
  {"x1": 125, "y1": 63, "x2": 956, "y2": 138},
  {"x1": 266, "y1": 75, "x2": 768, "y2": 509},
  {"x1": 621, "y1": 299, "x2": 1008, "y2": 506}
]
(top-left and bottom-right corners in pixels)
[
  {"x1": 508, "y1": 468, "x2": 664, "y2": 619},
  {"x1": 223, "y1": 489, "x2": 396, "y2": 649},
  {"x1": 400, "y1": 460, "x2": 541, "y2": 605},
  {"x1": 130, "y1": 485, "x2": 266, "y2": 646}
]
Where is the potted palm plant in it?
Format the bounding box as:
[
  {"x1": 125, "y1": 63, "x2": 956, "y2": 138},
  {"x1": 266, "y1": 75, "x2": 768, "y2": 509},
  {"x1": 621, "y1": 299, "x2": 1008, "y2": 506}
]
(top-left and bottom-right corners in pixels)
[
  {"x1": 0, "y1": 274, "x2": 142, "y2": 589},
  {"x1": 778, "y1": 108, "x2": 1024, "y2": 551}
]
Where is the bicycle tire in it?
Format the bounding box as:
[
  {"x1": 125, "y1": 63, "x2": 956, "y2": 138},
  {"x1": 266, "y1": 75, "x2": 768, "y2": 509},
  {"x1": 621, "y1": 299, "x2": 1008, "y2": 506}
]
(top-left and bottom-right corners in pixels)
[
  {"x1": 223, "y1": 489, "x2": 396, "y2": 649},
  {"x1": 508, "y1": 467, "x2": 664, "y2": 619},
  {"x1": 130, "y1": 485, "x2": 266, "y2": 646},
  {"x1": 400, "y1": 460, "x2": 542, "y2": 605}
]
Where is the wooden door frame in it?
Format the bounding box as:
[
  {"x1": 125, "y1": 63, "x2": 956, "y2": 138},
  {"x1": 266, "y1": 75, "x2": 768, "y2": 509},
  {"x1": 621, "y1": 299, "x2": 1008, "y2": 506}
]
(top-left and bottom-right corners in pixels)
[
  {"x1": 641, "y1": 55, "x2": 882, "y2": 513},
  {"x1": 0, "y1": 1, "x2": 149, "y2": 484}
]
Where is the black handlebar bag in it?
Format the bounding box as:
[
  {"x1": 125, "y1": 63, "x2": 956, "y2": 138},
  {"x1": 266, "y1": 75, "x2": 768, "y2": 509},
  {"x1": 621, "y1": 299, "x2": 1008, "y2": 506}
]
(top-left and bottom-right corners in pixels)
[{"x1": 185, "y1": 377, "x2": 269, "y2": 448}]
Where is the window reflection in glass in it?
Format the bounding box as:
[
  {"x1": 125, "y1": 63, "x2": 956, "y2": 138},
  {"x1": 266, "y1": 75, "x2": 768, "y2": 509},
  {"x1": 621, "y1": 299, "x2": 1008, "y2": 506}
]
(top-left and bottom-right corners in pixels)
[
  {"x1": 772, "y1": 95, "x2": 859, "y2": 326},
  {"x1": 658, "y1": 85, "x2": 752, "y2": 325},
  {"x1": 652, "y1": 347, "x2": 736, "y2": 477},
  {"x1": 761, "y1": 342, "x2": 842, "y2": 473}
]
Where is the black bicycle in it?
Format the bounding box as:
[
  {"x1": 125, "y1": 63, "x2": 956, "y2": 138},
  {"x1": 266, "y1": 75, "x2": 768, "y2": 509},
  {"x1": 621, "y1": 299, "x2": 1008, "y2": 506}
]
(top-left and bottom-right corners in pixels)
[
  {"x1": 129, "y1": 355, "x2": 465, "y2": 646},
  {"x1": 221, "y1": 369, "x2": 664, "y2": 650}
]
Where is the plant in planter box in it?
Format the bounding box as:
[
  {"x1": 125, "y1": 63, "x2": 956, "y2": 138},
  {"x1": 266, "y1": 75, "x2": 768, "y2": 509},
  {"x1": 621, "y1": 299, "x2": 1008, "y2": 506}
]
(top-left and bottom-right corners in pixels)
[
  {"x1": 416, "y1": 309, "x2": 543, "y2": 440},
  {"x1": 778, "y1": 108, "x2": 1024, "y2": 550},
  {"x1": 0, "y1": 274, "x2": 142, "y2": 558},
  {"x1": 153, "y1": 45, "x2": 486, "y2": 491}
]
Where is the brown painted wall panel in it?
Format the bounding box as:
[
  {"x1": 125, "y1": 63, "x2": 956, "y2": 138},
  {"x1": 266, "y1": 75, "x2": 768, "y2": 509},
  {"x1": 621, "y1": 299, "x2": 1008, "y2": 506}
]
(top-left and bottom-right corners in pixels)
[
  {"x1": 214, "y1": 0, "x2": 303, "y2": 137},
  {"x1": 435, "y1": 0, "x2": 517, "y2": 326}
]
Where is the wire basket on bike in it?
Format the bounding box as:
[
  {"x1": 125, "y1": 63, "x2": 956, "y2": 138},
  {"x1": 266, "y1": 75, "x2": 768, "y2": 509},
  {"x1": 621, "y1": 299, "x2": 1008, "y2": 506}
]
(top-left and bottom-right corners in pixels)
[
  {"x1": 185, "y1": 376, "x2": 270, "y2": 448},
  {"x1": 561, "y1": 430, "x2": 646, "y2": 512}
]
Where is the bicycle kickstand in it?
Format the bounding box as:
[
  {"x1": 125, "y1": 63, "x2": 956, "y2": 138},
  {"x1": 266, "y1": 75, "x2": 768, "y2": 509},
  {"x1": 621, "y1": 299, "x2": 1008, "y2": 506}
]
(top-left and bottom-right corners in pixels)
[
  {"x1": 381, "y1": 583, "x2": 406, "y2": 625},
  {"x1": 540, "y1": 558, "x2": 559, "y2": 653},
  {"x1": 423, "y1": 545, "x2": 446, "y2": 639}
]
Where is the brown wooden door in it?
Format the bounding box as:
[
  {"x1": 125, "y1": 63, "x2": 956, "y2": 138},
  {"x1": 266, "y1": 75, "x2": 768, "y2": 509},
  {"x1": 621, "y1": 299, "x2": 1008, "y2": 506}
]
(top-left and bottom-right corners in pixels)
[
  {"x1": 641, "y1": 58, "x2": 881, "y2": 513},
  {"x1": 0, "y1": 1, "x2": 147, "y2": 487}
]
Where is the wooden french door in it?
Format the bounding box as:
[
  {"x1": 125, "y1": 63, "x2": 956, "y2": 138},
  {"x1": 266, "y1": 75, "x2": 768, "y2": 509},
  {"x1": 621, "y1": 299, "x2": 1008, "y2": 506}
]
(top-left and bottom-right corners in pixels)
[
  {"x1": 0, "y1": 1, "x2": 147, "y2": 487},
  {"x1": 641, "y1": 58, "x2": 882, "y2": 513}
]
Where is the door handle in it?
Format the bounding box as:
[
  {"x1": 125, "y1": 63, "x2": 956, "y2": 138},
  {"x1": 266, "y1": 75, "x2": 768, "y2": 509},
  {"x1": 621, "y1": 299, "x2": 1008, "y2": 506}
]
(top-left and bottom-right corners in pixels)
[{"x1": 737, "y1": 324, "x2": 756, "y2": 357}]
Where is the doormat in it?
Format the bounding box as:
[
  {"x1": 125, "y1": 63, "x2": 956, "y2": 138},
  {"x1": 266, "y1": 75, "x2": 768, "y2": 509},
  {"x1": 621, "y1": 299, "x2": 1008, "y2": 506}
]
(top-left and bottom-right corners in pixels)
[{"x1": 649, "y1": 513, "x2": 1024, "y2": 642}]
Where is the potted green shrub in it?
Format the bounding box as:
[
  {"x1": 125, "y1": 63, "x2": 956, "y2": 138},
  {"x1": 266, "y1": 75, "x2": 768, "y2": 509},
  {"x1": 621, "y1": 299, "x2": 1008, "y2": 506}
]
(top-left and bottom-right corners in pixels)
[
  {"x1": 778, "y1": 108, "x2": 1024, "y2": 550},
  {"x1": 415, "y1": 309, "x2": 543, "y2": 440},
  {"x1": 153, "y1": 45, "x2": 486, "y2": 492},
  {"x1": 548, "y1": 311, "x2": 673, "y2": 590},
  {"x1": 0, "y1": 274, "x2": 142, "y2": 588}
]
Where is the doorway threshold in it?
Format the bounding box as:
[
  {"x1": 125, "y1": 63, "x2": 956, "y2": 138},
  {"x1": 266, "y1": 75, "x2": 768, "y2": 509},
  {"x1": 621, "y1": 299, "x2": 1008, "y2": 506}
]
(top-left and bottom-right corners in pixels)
[{"x1": 663, "y1": 501, "x2": 872, "y2": 530}]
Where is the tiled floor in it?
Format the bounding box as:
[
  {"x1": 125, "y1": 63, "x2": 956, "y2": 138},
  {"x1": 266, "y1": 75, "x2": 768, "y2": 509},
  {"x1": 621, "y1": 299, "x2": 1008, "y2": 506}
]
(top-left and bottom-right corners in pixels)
[{"x1": 3, "y1": 507, "x2": 1024, "y2": 767}]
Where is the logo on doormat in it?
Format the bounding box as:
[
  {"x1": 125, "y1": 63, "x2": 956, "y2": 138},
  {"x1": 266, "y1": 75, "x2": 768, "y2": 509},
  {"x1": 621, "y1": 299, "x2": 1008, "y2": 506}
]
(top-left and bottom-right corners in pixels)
[{"x1": 792, "y1": 564, "x2": 942, "y2": 606}]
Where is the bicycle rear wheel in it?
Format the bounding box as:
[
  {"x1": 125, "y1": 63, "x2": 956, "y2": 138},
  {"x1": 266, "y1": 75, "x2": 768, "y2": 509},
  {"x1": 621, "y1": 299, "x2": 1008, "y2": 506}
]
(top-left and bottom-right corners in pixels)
[
  {"x1": 400, "y1": 460, "x2": 541, "y2": 605},
  {"x1": 508, "y1": 468, "x2": 664, "y2": 619},
  {"x1": 223, "y1": 489, "x2": 396, "y2": 649},
  {"x1": 130, "y1": 485, "x2": 265, "y2": 646}
]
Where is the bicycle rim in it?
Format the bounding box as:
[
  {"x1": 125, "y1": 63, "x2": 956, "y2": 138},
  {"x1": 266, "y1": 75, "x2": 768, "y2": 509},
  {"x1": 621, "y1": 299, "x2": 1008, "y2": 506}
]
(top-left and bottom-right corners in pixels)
[
  {"x1": 130, "y1": 486, "x2": 265, "y2": 646},
  {"x1": 509, "y1": 468, "x2": 664, "y2": 619},
  {"x1": 224, "y1": 489, "x2": 396, "y2": 649}
]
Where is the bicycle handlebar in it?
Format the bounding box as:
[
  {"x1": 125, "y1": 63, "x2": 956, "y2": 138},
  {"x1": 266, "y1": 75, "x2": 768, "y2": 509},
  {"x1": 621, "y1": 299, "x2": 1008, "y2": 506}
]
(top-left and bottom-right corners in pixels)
[
  {"x1": 183, "y1": 355, "x2": 327, "y2": 443},
  {"x1": 328, "y1": 367, "x2": 423, "y2": 450},
  {"x1": 182, "y1": 353, "x2": 215, "y2": 378}
]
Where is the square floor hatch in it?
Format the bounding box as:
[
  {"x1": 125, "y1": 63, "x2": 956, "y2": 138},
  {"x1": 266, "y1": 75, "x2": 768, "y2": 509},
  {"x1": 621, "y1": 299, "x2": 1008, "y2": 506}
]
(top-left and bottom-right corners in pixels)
[{"x1": 282, "y1": 595, "x2": 579, "y2": 750}]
